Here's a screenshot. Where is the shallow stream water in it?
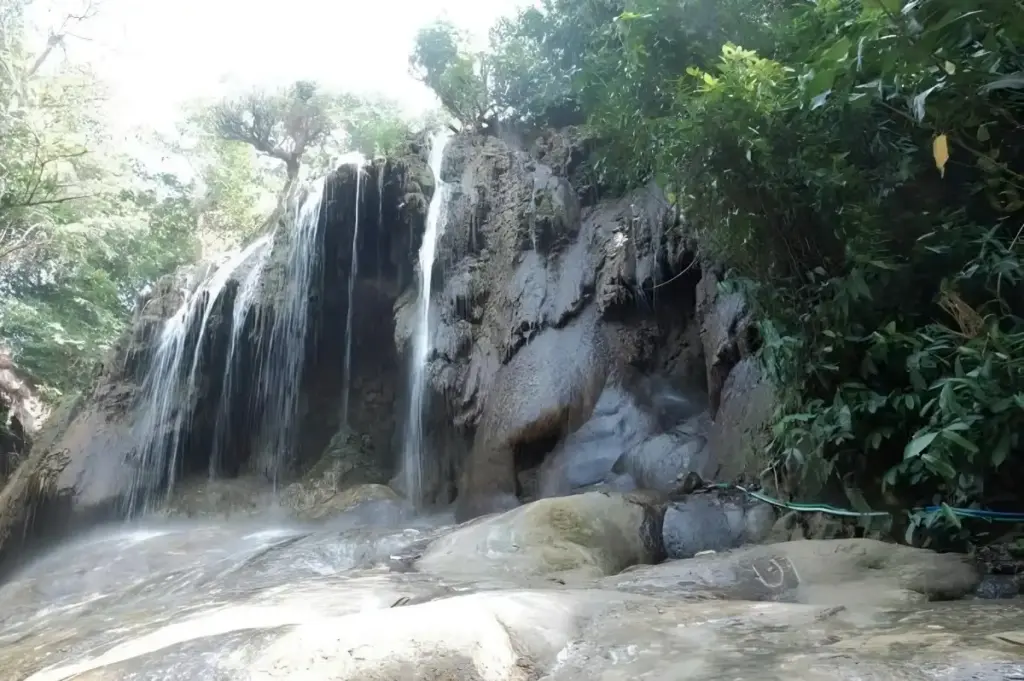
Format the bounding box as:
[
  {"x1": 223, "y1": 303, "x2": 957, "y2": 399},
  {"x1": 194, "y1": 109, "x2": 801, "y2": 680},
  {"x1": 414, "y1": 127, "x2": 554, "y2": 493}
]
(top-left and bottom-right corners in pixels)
[{"x1": 2, "y1": 498, "x2": 1023, "y2": 681}]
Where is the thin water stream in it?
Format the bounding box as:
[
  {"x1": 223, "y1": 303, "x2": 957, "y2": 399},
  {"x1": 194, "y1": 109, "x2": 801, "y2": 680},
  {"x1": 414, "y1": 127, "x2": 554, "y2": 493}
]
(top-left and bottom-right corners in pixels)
[
  {"x1": 252, "y1": 182, "x2": 326, "y2": 487},
  {"x1": 341, "y1": 159, "x2": 365, "y2": 427},
  {"x1": 209, "y1": 235, "x2": 273, "y2": 478},
  {"x1": 401, "y1": 131, "x2": 452, "y2": 507}
]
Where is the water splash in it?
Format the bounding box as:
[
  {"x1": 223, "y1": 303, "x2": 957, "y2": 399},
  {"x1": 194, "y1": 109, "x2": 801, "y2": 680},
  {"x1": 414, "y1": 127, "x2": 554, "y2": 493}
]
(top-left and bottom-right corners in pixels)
[
  {"x1": 401, "y1": 131, "x2": 452, "y2": 507},
  {"x1": 209, "y1": 235, "x2": 273, "y2": 478},
  {"x1": 341, "y1": 159, "x2": 365, "y2": 427},
  {"x1": 252, "y1": 182, "x2": 326, "y2": 488}
]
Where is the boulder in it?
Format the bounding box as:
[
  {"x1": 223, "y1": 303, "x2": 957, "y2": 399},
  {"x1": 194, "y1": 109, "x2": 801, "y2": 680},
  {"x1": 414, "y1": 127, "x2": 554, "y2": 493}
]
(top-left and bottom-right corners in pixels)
[
  {"x1": 282, "y1": 481, "x2": 400, "y2": 522},
  {"x1": 661, "y1": 491, "x2": 775, "y2": 559},
  {"x1": 538, "y1": 383, "x2": 715, "y2": 498},
  {"x1": 418, "y1": 492, "x2": 665, "y2": 581}
]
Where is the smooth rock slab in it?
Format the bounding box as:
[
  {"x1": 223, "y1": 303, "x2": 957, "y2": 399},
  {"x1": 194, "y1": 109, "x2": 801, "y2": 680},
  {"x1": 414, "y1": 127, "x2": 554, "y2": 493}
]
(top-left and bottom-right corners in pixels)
[
  {"x1": 607, "y1": 537, "x2": 981, "y2": 606},
  {"x1": 19, "y1": 589, "x2": 1024, "y2": 681}
]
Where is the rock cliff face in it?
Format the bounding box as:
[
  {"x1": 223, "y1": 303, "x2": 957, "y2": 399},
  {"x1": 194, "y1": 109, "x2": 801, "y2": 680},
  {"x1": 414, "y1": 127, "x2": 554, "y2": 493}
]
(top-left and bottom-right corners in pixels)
[
  {"x1": 396, "y1": 131, "x2": 775, "y2": 519},
  {"x1": 0, "y1": 129, "x2": 777, "y2": 567}
]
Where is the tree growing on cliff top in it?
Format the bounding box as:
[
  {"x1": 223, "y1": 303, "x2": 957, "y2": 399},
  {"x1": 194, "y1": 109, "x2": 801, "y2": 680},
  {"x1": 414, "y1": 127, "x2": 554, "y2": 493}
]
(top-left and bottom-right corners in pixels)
[
  {"x1": 410, "y1": 20, "x2": 495, "y2": 130},
  {"x1": 207, "y1": 80, "x2": 333, "y2": 192}
]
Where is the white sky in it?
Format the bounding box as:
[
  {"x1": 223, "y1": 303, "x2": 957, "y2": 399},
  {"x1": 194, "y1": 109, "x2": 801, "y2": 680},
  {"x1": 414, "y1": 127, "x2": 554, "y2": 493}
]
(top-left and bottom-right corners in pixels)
[{"x1": 28, "y1": 0, "x2": 526, "y2": 139}]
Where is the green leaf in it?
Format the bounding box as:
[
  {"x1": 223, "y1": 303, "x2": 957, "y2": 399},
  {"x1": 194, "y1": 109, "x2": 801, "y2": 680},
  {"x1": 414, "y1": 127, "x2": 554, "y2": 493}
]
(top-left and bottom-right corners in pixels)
[
  {"x1": 991, "y1": 429, "x2": 1011, "y2": 467},
  {"x1": 940, "y1": 503, "x2": 962, "y2": 529},
  {"x1": 863, "y1": 0, "x2": 901, "y2": 14},
  {"x1": 821, "y1": 38, "x2": 853, "y2": 63},
  {"x1": 922, "y1": 453, "x2": 957, "y2": 479},
  {"x1": 904, "y1": 431, "x2": 938, "y2": 459},
  {"x1": 940, "y1": 429, "x2": 979, "y2": 454}
]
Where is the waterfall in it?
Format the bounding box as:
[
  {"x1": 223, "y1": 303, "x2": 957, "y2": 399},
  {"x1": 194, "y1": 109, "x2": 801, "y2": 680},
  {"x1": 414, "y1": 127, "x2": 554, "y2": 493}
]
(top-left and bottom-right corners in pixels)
[
  {"x1": 376, "y1": 159, "x2": 386, "y2": 287},
  {"x1": 251, "y1": 181, "x2": 326, "y2": 488},
  {"x1": 125, "y1": 243, "x2": 265, "y2": 516},
  {"x1": 208, "y1": 235, "x2": 273, "y2": 478},
  {"x1": 340, "y1": 159, "x2": 365, "y2": 427},
  {"x1": 401, "y1": 130, "x2": 452, "y2": 507}
]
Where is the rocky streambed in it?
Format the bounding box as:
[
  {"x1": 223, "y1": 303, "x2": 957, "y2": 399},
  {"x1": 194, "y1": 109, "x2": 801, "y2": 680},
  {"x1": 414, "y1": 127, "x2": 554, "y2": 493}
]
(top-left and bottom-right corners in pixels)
[{"x1": 2, "y1": 490, "x2": 1022, "y2": 681}]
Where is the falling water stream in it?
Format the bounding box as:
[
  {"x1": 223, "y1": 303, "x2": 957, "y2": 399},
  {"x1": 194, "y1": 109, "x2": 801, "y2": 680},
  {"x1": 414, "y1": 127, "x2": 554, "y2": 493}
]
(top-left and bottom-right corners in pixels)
[
  {"x1": 401, "y1": 131, "x2": 452, "y2": 507},
  {"x1": 341, "y1": 159, "x2": 365, "y2": 427},
  {"x1": 252, "y1": 181, "x2": 326, "y2": 488},
  {"x1": 126, "y1": 240, "x2": 271, "y2": 516},
  {"x1": 376, "y1": 159, "x2": 386, "y2": 286},
  {"x1": 209, "y1": 235, "x2": 273, "y2": 477}
]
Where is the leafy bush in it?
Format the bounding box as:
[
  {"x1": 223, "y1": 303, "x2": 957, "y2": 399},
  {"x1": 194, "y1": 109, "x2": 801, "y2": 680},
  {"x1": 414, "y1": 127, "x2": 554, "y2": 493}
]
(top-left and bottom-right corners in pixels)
[{"x1": 417, "y1": 0, "x2": 1024, "y2": 538}]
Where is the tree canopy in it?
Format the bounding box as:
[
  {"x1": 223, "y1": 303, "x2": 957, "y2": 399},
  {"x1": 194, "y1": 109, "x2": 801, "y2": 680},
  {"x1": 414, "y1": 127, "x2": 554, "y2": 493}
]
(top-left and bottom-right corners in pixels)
[
  {"x1": 415, "y1": 0, "x2": 1024, "y2": 544},
  {"x1": 0, "y1": 1, "x2": 428, "y2": 398}
]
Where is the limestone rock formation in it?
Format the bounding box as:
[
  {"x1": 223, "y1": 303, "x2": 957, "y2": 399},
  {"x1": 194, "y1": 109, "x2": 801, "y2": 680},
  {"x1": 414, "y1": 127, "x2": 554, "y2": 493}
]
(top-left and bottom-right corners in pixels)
[
  {"x1": 1, "y1": 125, "x2": 784, "y2": 566},
  {"x1": 0, "y1": 146, "x2": 433, "y2": 569},
  {"x1": 695, "y1": 267, "x2": 777, "y2": 483},
  {"x1": 397, "y1": 131, "x2": 718, "y2": 519}
]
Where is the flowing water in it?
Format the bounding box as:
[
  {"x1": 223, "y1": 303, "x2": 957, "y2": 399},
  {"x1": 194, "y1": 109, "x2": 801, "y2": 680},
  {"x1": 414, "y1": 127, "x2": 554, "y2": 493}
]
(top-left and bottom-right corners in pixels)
[
  {"x1": 341, "y1": 159, "x2": 365, "y2": 427},
  {"x1": 401, "y1": 130, "x2": 452, "y2": 507},
  {"x1": 252, "y1": 182, "x2": 326, "y2": 487},
  {"x1": 376, "y1": 159, "x2": 386, "y2": 286},
  {"x1": 209, "y1": 235, "x2": 273, "y2": 478},
  {"x1": 3, "y1": 500, "x2": 1021, "y2": 681},
  {"x1": 0, "y1": 504, "x2": 456, "y2": 681},
  {"x1": 125, "y1": 241, "x2": 272, "y2": 516}
]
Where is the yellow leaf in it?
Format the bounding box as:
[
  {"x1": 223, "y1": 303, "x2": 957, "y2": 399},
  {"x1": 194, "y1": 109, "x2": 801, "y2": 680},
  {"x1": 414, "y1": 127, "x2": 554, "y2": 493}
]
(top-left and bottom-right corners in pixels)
[{"x1": 933, "y1": 134, "x2": 949, "y2": 178}]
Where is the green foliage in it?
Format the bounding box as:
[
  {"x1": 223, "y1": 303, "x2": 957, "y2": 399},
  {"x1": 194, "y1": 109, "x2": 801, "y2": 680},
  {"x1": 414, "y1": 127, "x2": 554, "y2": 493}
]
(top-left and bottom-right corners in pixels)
[
  {"x1": 466, "y1": 0, "x2": 1024, "y2": 538},
  {"x1": 337, "y1": 94, "x2": 413, "y2": 159},
  {"x1": 0, "y1": 1, "x2": 201, "y2": 395},
  {"x1": 193, "y1": 138, "x2": 267, "y2": 242},
  {"x1": 411, "y1": 19, "x2": 494, "y2": 127}
]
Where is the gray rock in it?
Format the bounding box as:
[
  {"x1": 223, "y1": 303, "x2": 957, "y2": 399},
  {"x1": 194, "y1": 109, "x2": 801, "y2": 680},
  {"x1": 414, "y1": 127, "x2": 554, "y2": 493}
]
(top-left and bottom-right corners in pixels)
[
  {"x1": 537, "y1": 387, "x2": 649, "y2": 498},
  {"x1": 538, "y1": 383, "x2": 716, "y2": 499},
  {"x1": 619, "y1": 426, "x2": 712, "y2": 492},
  {"x1": 419, "y1": 492, "x2": 664, "y2": 581},
  {"x1": 662, "y1": 493, "x2": 773, "y2": 559},
  {"x1": 975, "y1": 574, "x2": 1021, "y2": 599},
  {"x1": 609, "y1": 538, "x2": 981, "y2": 606}
]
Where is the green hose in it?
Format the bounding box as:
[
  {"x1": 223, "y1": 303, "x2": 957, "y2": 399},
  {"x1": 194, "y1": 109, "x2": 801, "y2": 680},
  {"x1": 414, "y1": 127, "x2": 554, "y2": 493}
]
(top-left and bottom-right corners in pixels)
[{"x1": 709, "y1": 482, "x2": 1024, "y2": 522}]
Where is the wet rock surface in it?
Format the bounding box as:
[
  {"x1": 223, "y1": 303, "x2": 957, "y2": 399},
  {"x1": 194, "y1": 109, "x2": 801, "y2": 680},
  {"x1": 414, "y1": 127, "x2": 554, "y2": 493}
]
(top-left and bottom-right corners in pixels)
[
  {"x1": 537, "y1": 381, "x2": 713, "y2": 499},
  {"x1": 661, "y1": 491, "x2": 775, "y2": 559},
  {"x1": 1, "y1": 495, "x2": 1020, "y2": 681},
  {"x1": 0, "y1": 151, "x2": 428, "y2": 563}
]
